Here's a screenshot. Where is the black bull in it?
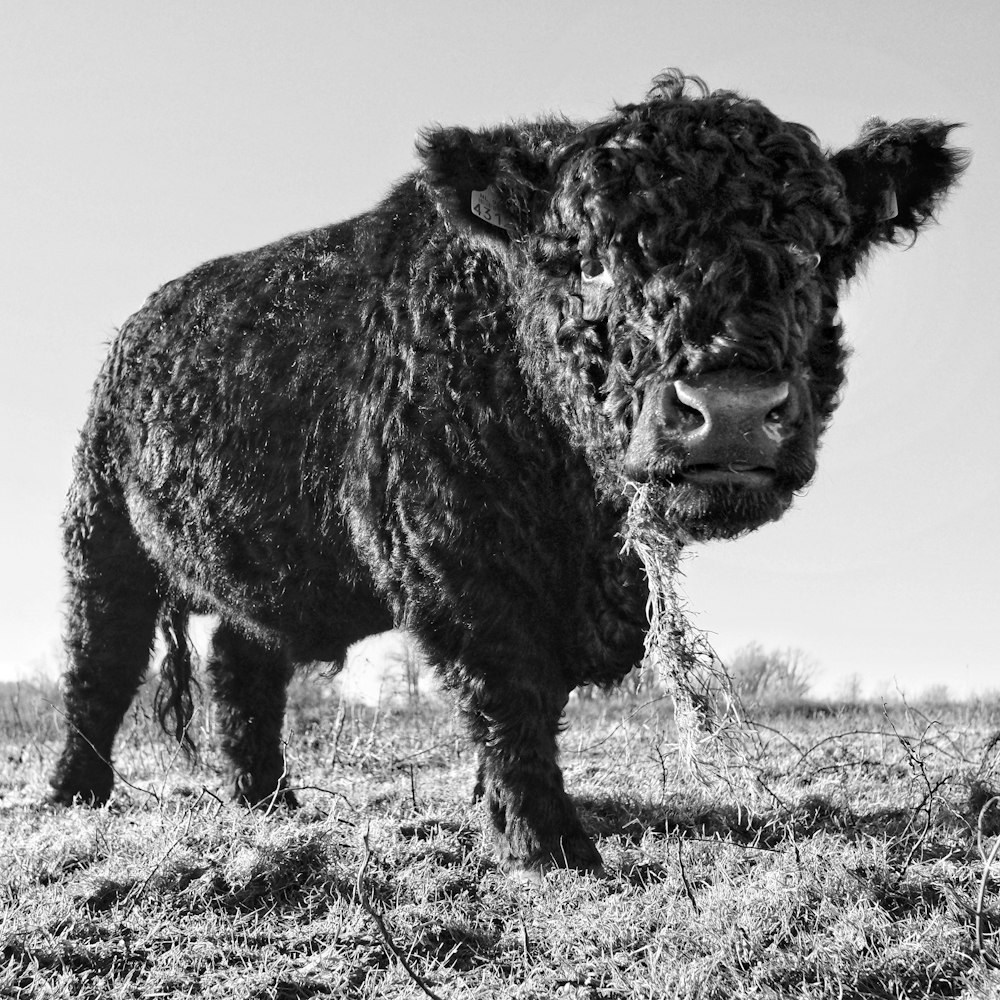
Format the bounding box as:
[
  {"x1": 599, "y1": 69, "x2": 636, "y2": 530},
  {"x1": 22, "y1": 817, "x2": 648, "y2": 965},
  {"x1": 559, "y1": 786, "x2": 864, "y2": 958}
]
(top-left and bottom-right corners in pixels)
[{"x1": 50, "y1": 72, "x2": 966, "y2": 875}]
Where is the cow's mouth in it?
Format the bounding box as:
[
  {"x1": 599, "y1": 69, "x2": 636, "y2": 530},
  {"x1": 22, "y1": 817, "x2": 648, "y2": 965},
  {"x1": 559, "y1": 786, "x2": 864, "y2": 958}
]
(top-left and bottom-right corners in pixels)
[{"x1": 680, "y1": 463, "x2": 777, "y2": 488}]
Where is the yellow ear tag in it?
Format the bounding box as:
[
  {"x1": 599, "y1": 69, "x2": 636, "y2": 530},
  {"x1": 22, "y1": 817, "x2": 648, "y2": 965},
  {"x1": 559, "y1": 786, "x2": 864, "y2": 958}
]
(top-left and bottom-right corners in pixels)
[{"x1": 470, "y1": 186, "x2": 512, "y2": 233}]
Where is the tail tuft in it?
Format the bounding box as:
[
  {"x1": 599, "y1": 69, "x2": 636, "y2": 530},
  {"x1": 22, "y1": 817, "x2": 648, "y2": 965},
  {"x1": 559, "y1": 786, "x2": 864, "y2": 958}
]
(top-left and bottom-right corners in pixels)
[{"x1": 154, "y1": 599, "x2": 200, "y2": 759}]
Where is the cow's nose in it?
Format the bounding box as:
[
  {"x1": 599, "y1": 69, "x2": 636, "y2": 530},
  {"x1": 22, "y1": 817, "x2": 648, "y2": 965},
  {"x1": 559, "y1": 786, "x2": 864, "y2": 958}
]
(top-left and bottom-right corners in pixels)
[
  {"x1": 672, "y1": 376, "x2": 791, "y2": 457},
  {"x1": 623, "y1": 371, "x2": 796, "y2": 484}
]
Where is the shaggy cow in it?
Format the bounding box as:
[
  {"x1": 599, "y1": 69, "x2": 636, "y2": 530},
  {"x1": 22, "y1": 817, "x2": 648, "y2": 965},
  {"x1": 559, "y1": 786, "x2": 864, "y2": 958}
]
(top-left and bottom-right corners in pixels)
[{"x1": 49, "y1": 72, "x2": 965, "y2": 875}]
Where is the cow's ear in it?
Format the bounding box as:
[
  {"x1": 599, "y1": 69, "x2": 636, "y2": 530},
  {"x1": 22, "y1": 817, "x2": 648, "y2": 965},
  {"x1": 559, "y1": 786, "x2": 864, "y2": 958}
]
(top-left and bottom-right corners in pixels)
[
  {"x1": 832, "y1": 118, "x2": 968, "y2": 270},
  {"x1": 417, "y1": 125, "x2": 550, "y2": 247}
]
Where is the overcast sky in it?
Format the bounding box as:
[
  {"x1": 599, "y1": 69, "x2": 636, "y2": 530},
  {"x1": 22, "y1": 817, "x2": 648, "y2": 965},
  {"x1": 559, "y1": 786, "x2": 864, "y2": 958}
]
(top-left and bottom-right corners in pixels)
[{"x1": 2, "y1": 0, "x2": 996, "y2": 698}]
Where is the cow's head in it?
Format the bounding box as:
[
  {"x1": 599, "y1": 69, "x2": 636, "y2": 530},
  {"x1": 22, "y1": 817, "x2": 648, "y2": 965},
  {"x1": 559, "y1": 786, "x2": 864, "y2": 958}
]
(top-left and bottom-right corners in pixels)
[{"x1": 418, "y1": 71, "x2": 967, "y2": 541}]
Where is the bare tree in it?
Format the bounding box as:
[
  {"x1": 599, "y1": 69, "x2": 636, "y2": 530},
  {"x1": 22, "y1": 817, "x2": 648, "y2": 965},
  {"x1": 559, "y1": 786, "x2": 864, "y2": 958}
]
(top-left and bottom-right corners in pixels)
[{"x1": 729, "y1": 643, "x2": 814, "y2": 704}]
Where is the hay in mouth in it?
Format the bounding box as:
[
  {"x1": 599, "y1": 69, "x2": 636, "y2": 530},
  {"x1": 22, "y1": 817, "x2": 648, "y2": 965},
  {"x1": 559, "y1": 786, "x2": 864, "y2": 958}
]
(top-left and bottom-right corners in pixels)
[{"x1": 623, "y1": 482, "x2": 763, "y2": 787}]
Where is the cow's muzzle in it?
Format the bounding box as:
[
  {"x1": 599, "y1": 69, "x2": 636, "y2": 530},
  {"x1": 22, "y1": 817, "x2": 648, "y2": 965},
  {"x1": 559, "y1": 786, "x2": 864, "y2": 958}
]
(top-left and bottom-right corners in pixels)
[{"x1": 624, "y1": 370, "x2": 798, "y2": 486}]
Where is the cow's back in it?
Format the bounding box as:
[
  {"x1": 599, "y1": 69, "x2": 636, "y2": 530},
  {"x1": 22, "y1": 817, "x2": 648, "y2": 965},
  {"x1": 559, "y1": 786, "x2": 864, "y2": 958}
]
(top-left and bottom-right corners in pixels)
[{"x1": 81, "y1": 206, "x2": 421, "y2": 650}]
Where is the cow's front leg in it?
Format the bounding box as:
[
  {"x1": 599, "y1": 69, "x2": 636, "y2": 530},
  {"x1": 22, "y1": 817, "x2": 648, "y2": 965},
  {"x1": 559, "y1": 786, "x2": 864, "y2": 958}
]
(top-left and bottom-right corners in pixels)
[{"x1": 460, "y1": 665, "x2": 603, "y2": 877}]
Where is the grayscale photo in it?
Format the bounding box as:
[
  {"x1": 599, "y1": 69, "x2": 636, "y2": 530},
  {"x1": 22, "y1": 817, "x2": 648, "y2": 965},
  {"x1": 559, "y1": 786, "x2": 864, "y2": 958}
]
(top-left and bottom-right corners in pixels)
[{"x1": 1, "y1": 2, "x2": 994, "y2": 996}]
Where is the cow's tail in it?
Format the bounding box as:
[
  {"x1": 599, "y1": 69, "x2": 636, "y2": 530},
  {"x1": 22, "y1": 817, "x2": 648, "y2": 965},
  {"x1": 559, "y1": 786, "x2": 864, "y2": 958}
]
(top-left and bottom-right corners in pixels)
[{"x1": 154, "y1": 596, "x2": 200, "y2": 759}]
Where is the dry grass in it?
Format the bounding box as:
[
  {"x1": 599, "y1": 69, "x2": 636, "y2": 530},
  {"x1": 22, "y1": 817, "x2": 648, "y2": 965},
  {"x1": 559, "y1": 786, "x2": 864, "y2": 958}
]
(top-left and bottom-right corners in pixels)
[
  {"x1": 4, "y1": 675, "x2": 1000, "y2": 997},
  {"x1": 623, "y1": 485, "x2": 763, "y2": 788}
]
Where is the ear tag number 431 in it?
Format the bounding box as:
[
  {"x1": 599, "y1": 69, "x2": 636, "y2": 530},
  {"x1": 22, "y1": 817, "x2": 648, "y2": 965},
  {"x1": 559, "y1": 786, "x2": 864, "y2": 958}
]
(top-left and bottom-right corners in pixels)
[{"x1": 471, "y1": 186, "x2": 512, "y2": 233}]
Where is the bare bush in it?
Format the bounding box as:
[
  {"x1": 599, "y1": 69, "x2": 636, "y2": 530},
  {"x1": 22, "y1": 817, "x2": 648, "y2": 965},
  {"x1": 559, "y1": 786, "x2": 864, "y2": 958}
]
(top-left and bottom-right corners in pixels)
[{"x1": 730, "y1": 643, "x2": 814, "y2": 705}]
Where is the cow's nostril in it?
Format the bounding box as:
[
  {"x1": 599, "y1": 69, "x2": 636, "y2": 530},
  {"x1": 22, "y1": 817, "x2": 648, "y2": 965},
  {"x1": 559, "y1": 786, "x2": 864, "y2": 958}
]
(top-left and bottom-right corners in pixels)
[
  {"x1": 764, "y1": 385, "x2": 796, "y2": 428},
  {"x1": 675, "y1": 400, "x2": 705, "y2": 428},
  {"x1": 674, "y1": 381, "x2": 706, "y2": 415}
]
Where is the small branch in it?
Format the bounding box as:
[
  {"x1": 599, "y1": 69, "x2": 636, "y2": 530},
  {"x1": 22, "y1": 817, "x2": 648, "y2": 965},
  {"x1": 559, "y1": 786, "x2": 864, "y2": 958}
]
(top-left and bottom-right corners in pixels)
[
  {"x1": 567, "y1": 694, "x2": 674, "y2": 754},
  {"x1": 356, "y1": 831, "x2": 445, "y2": 1000},
  {"x1": 899, "y1": 778, "x2": 947, "y2": 873},
  {"x1": 976, "y1": 796, "x2": 1000, "y2": 970},
  {"x1": 882, "y1": 705, "x2": 945, "y2": 873},
  {"x1": 409, "y1": 764, "x2": 420, "y2": 814},
  {"x1": 675, "y1": 835, "x2": 699, "y2": 915},
  {"x1": 120, "y1": 806, "x2": 196, "y2": 920},
  {"x1": 518, "y1": 912, "x2": 531, "y2": 972},
  {"x1": 49, "y1": 705, "x2": 160, "y2": 804}
]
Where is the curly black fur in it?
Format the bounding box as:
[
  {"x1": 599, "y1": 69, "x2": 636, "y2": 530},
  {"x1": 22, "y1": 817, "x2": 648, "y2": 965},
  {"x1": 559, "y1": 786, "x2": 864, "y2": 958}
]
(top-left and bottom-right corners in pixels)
[{"x1": 49, "y1": 71, "x2": 966, "y2": 873}]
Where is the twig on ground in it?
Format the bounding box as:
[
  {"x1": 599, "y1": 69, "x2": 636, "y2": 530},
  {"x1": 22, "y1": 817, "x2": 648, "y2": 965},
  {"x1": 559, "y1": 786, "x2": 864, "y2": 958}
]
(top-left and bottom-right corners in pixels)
[
  {"x1": 675, "y1": 835, "x2": 699, "y2": 915},
  {"x1": 197, "y1": 785, "x2": 226, "y2": 811},
  {"x1": 48, "y1": 705, "x2": 160, "y2": 805},
  {"x1": 568, "y1": 694, "x2": 674, "y2": 755},
  {"x1": 120, "y1": 805, "x2": 197, "y2": 920},
  {"x1": 285, "y1": 784, "x2": 360, "y2": 814},
  {"x1": 409, "y1": 764, "x2": 419, "y2": 814},
  {"x1": 518, "y1": 912, "x2": 531, "y2": 972},
  {"x1": 746, "y1": 719, "x2": 807, "y2": 756},
  {"x1": 356, "y1": 829, "x2": 445, "y2": 1000},
  {"x1": 883, "y1": 704, "x2": 947, "y2": 872},
  {"x1": 976, "y1": 796, "x2": 1000, "y2": 970}
]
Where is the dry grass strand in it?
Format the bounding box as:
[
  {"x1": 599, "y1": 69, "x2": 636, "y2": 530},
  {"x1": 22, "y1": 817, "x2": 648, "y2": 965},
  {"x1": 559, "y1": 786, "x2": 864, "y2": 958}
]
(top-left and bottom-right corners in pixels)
[{"x1": 623, "y1": 484, "x2": 763, "y2": 792}]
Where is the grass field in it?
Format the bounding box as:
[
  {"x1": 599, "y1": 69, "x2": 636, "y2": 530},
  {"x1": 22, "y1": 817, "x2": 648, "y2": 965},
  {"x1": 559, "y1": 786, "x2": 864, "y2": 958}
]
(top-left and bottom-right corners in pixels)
[{"x1": 4, "y1": 671, "x2": 1000, "y2": 998}]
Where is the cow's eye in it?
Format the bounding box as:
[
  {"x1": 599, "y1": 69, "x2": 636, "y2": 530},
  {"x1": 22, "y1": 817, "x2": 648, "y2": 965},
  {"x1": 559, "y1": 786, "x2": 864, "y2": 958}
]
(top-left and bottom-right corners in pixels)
[{"x1": 581, "y1": 257, "x2": 606, "y2": 280}]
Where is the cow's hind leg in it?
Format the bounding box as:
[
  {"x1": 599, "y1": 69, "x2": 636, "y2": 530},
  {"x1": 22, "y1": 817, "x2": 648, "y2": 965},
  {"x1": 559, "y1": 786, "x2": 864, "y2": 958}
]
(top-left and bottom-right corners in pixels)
[
  {"x1": 49, "y1": 484, "x2": 161, "y2": 805},
  {"x1": 205, "y1": 621, "x2": 296, "y2": 807}
]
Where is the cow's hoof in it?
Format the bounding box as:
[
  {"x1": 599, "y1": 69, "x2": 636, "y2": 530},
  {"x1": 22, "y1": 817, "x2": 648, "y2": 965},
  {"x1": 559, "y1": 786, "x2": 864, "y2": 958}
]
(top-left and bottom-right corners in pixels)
[
  {"x1": 503, "y1": 829, "x2": 606, "y2": 881},
  {"x1": 508, "y1": 856, "x2": 607, "y2": 885},
  {"x1": 44, "y1": 788, "x2": 108, "y2": 808},
  {"x1": 47, "y1": 765, "x2": 113, "y2": 808}
]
